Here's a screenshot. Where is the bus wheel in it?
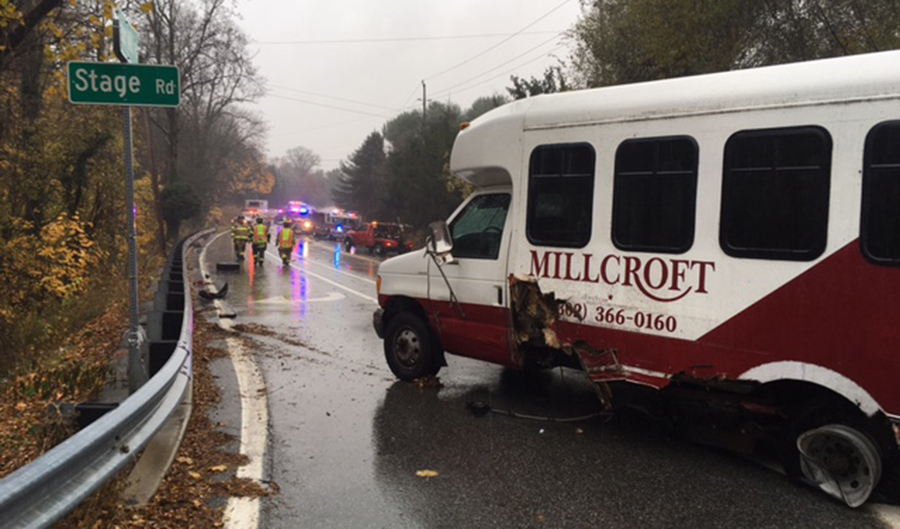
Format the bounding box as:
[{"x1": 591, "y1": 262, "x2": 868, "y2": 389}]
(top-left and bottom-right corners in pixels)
[
  {"x1": 384, "y1": 313, "x2": 440, "y2": 381},
  {"x1": 781, "y1": 403, "x2": 883, "y2": 507}
]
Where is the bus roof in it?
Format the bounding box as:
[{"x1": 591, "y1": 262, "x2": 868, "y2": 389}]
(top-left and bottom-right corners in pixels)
[
  {"x1": 451, "y1": 50, "x2": 900, "y2": 185},
  {"x1": 523, "y1": 50, "x2": 900, "y2": 130}
]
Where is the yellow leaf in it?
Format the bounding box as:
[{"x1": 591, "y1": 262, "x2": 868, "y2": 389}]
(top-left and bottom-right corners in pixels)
[
  {"x1": 89, "y1": 15, "x2": 100, "y2": 26},
  {"x1": 15, "y1": 402, "x2": 27, "y2": 412},
  {"x1": 176, "y1": 457, "x2": 193, "y2": 465},
  {"x1": 188, "y1": 471, "x2": 201, "y2": 479},
  {"x1": 208, "y1": 465, "x2": 227, "y2": 473},
  {"x1": 68, "y1": 0, "x2": 76, "y2": 6},
  {"x1": 140, "y1": 2, "x2": 154, "y2": 14},
  {"x1": 415, "y1": 469, "x2": 439, "y2": 478}
]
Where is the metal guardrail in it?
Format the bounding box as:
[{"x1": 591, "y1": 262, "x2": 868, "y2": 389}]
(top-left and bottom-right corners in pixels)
[{"x1": 0, "y1": 228, "x2": 214, "y2": 528}]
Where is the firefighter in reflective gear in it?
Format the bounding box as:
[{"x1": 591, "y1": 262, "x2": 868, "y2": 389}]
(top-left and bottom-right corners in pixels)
[
  {"x1": 231, "y1": 215, "x2": 251, "y2": 260},
  {"x1": 252, "y1": 216, "x2": 269, "y2": 265},
  {"x1": 278, "y1": 219, "x2": 296, "y2": 265}
]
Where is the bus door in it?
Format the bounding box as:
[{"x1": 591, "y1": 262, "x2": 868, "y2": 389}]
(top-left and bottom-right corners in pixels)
[{"x1": 428, "y1": 191, "x2": 514, "y2": 366}]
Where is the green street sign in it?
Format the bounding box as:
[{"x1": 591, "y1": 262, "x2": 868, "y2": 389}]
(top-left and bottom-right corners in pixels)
[
  {"x1": 67, "y1": 61, "x2": 180, "y2": 107},
  {"x1": 114, "y1": 9, "x2": 139, "y2": 64}
]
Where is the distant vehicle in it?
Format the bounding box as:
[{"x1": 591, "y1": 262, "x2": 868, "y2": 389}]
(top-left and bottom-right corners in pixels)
[
  {"x1": 315, "y1": 209, "x2": 361, "y2": 240},
  {"x1": 243, "y1": 199, "x2": 268, "y2": 218},
  {"x1": 286, "y1": 200, "x2": 312, "y2": 218},
  {"x1": 344, "y1": 221, "x2": 412, "y2": 256}
]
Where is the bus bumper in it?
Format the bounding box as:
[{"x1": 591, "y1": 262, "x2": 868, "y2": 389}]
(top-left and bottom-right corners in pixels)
[
  {"x1": 891, "y1": 417, "x2": 900, "y2": 449},
  {"x1": 373, "y1": 308, "x2": 385, "y2": 339}
]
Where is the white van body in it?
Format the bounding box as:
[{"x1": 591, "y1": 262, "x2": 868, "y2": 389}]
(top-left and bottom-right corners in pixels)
[{"x1": 374, "y1": 51, "x2": 900, "y2": 506}]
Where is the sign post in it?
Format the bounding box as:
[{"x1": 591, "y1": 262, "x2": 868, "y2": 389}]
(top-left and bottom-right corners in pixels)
[
  {"x1": 66, "y1": 12, "x2": 180, "y2": 393},
  {"x1": 115, "y1": 12, "x2": 144, "y2": 394}
]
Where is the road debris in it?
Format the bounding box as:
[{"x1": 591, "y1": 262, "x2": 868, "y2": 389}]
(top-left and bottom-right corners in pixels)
[
  {"x1": 414, "y1": 375, "x2": 443, "y2": 389},
  {"x1": 415, "y1": 470, "x2": 439, "y2": 478}
]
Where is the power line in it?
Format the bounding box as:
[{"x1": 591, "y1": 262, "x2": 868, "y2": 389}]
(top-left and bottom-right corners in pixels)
[
  {"x1": 271, "y1": 116, "x2": 378, "y2": 138},
  {"x1": 397, "y1": 83, "x2": 422, "y2": 112},
  {"x1": 251, "y1": 30, "x2": 565, "y2": 45},
  {"x1": 431, "y1": 33, "x2": 564, "y2": 98},
  {"x1": 424, "y1": 0, "x2": 572, "y2": 81},
  {"x1": 270, "y1": 85, "x2": 401, "y2": 112},
  {"x1": 268, "y1": 94, "x2": 393, "y2": 119},
  {"x1": 442, "y1": 44, "x2": 567, "y2": 97}
]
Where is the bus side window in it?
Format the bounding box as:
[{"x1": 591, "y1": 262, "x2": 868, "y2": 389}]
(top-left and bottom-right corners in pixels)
[
  {"x1": 720, "y1": 126, "x2": 832, "y2": 261},
  {"x1": 526, "y1": 143, "x2": 595, "y2": 248},
  {"x1": 612, "y1": 136, "x2": 698, "y2": 254},
  {"x1": 861, "y1": 121, "x2": 900, "y2": 266}
]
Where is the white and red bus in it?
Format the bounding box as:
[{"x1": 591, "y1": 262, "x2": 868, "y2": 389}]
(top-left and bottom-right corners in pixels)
[{"x1": 374, "y1": 51, "x2": 900, "y2": 506}]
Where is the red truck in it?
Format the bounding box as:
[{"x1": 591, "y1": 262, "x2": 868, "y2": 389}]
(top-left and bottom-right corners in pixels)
[{"x1": 343, "y1": 222, "x2": 412, "y2": 256}]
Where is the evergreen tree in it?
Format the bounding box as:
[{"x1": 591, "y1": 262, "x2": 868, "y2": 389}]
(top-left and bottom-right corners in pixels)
[{"x1": 333, "y1": 131, "x2": 387, "y2": 219}]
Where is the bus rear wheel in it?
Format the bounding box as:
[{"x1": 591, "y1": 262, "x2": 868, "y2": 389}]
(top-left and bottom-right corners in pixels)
[
  {"x1": 780, "y1": 402, "x2": 883, "y2": 507},
  {"x1": 384, "y1": 313, "x2": 440, "y2": 381}
]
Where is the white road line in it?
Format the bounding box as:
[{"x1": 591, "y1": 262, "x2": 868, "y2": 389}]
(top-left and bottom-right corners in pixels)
[
  {"x1": 308, "y1": 238, "x2": 384, "y2": 265},
  {"x1": 304, "y1": 256, "x2": 377, "y2": 285},
  {"x1": 200, "y1": 231, "x2": 267, "y2": 529},
  {"x1": 266, "y1": 250, "x2": 378, "y2": 304},
  {"x1": 255, "y1": 292, "x2": 346, "y2": 304},
  {"x1": 222, "y1": 333, "x2": 268, "y2": 529}
]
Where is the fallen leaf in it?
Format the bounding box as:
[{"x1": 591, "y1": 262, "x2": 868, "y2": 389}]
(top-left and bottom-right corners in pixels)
[
  {"x1": 208, "y1": 465, "x2": 227, "y2": 473},
  {"x1": 188, "y1": 471, "x2": 202, "y2": 479},
  {"x1": 415, "y1": 469, "x2": 439, "y2": 478},
  {"x1": 575, "y1": 428, "x2": 584, "y2": 435},
  {"x1": 14, "y1": 402, "x2": 27, "y2": 412},
  {"x1": 177, "y1": 457, "x2": 194, "y2": 465},
  {"x1": 414, "y1": 375, "x2": 443, "y2": 389}
]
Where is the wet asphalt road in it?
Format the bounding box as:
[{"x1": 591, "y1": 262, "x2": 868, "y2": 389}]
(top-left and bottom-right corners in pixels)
[{"x1": 200, "y1": 231, "x2": 889, "y2": 528}]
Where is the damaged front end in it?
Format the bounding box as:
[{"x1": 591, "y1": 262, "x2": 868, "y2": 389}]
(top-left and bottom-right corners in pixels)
[{"x1": 508, "y1": 275, "x2": 622, "y2": 408}]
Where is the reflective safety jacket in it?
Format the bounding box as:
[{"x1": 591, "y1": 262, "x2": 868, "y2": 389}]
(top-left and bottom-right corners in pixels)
[
  {"x1": 252, "y1": 223, "x2": 269, "y2": 245},
  {"x1": 232, "y1": 222, "x2": 251, "y2": 242},
  {"x1": 278, "y1": 226, "x2": 296, "y2": 250}
]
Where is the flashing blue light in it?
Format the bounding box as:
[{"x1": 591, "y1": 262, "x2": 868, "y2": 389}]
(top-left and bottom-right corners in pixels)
[
  {"x1": 299, "y1": 206, "x2": 309, "y2": 215},
  {"x1": 335, "y1": 225, "x2": 344, "y2": 232}
]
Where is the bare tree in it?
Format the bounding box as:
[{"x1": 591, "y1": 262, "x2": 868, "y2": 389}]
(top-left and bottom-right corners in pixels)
[{"x1": 142, "y1": 0, "x2": 265, "y2": 239}]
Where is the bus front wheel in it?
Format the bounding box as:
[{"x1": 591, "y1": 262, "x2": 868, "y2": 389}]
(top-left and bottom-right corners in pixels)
[{"x1": 384, "y1": 313, "x2": 440, "y2": 381}]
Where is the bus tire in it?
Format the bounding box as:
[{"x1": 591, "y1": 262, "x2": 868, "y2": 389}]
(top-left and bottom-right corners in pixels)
[
  {"x1": 384, "y1": 312, "x2": 440, "y2": 381},
  {"x1": 779, "y1": 400, "x2": 883, "y2": 507}
]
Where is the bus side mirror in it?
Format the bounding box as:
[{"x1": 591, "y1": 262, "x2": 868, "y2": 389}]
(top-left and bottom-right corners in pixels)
[{"x1": 427, "y1": 221, "x2": 454, "y2": 256}]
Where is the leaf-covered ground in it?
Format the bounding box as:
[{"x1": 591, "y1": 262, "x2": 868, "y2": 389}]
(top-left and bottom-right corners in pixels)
[
  {"x1": 59, "y1": 318, "x2": 276, "y2": 528},
  {"x1": 0, "y1": 300, "x2": 127, "y2": 481}
]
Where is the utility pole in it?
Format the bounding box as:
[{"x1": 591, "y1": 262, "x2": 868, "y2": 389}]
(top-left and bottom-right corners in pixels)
[{"x1": 421, "y1": 80, "x2": 427, "y2": 121}]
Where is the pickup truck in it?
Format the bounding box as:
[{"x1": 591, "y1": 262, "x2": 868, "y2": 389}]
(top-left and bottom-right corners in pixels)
[{"x1": 343, "y1": 222, "x2": 412, "y2": 256}]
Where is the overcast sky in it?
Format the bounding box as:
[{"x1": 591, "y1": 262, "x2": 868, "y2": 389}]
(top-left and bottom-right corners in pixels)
[{"x1": 234, "y1": 0, "x2": 583, "y2": 170}]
